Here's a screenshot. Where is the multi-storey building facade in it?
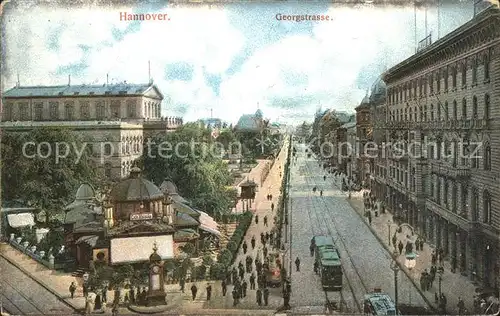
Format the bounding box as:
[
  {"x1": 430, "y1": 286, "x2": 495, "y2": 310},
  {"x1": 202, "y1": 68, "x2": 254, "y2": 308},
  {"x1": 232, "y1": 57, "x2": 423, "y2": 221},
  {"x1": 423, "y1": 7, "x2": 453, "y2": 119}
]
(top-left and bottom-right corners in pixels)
[
  {"x1": 370, "y1": 78, "x2": 388, "y2": 198},
  {"x1": 379, "y1": 6, "x2": 500, "y2": 289},
  {"x1": 355, "y1": 94, "x2": 373, "y2": 187},
  {"x1": 1, "y1": 82, "x2": 182, "y2": 179}
]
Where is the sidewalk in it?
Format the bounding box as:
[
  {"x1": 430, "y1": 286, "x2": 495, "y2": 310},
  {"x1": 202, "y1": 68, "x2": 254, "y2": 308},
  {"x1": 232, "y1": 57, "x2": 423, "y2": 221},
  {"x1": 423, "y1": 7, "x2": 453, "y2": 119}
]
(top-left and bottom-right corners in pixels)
[
  {"x1": 234, "y1": 159, "x2": 271, "y2": 213},
  {"x1": 327, "y1": 175, "x2": 478, "y2": 315},
  {"x1": 203, "y1": 140, "x2": 289, "y2": 310}
]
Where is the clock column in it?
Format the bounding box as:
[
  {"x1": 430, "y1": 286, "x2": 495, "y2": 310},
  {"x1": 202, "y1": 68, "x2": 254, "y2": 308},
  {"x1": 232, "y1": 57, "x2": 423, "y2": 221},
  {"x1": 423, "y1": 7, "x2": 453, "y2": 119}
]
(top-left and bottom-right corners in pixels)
[{"x1": 147, "y1": 242, "x2": 167, "y2": 306}]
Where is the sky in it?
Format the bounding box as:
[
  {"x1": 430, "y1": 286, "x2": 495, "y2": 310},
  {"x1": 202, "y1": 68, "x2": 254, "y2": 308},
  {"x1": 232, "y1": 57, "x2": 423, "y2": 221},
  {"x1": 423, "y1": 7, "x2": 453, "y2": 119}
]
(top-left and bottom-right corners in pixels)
[{"x1": 2, "y1": 0, "x2": 478, "y2": 125}]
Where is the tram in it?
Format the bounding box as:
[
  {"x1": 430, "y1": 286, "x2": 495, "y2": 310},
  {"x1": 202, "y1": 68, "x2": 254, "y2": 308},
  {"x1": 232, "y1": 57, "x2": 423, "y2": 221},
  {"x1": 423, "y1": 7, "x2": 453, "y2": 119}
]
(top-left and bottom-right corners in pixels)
[
  {"x1": 363, "y1": 289, "x2": 401, "y2": 315},
  {"x1": 312, "y1": 235, "x2": 342, "y2": 290}
]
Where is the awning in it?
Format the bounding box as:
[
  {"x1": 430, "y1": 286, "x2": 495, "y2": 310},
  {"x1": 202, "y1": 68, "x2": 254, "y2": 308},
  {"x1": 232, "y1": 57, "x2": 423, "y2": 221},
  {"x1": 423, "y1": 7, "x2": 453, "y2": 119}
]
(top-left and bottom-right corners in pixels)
[
  {"x1": 75, "y1": 235, "x2": 99, "y2": 247},
  {"x1": 173, "y1": 202, "x2": 198, "y2": 217},
  {"x1": 197, "y1": 210, "x2": 220, "y2": 237},
  {"x1": 7, "y1": 213, "x2": 35, "y2": 228},
  {"x1": 174, "y1": 228, "x2": 199, "y2": 241}
]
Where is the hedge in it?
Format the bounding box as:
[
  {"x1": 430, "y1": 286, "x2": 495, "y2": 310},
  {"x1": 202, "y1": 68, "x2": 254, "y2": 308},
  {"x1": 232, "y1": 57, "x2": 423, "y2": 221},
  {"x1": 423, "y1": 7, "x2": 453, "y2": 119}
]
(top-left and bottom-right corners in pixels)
[{"x1": 212, "y1": 211, "x2": 253, "y2": 280}]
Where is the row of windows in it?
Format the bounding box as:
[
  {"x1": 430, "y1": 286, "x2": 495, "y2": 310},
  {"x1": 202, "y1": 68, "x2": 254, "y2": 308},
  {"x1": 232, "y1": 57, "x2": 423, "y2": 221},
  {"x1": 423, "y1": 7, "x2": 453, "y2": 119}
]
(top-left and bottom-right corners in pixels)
[
  {"x1": 3, "y1": 100, "x2": 161, "y2": 121},
  {"x1": 388, "y1": 53, "x2": 490, "y2": 105},
  {"x1": 389, "y1": 94, "x2": 490, "y2": 122},
  {"x1": 429, "y1": 177, "x2": 492, "y2": 225}
]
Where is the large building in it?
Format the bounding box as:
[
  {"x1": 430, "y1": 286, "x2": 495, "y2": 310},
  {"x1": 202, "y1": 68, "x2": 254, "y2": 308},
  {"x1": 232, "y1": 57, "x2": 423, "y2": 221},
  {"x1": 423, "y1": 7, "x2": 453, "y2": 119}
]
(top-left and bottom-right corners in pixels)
[
  {"x1": 377, "y1": 5, "x2": 500, "y2": 290},
  {"x1": 1, "y1": 82, "x2": 182, "y2": 179}
]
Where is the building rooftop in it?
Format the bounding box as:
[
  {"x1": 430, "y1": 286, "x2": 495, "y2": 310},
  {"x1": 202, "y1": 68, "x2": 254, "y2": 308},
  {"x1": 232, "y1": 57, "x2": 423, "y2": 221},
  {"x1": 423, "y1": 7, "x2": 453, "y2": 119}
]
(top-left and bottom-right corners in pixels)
[{"x1": 3, "y1": 82, "x2": 163, "y2": 99}]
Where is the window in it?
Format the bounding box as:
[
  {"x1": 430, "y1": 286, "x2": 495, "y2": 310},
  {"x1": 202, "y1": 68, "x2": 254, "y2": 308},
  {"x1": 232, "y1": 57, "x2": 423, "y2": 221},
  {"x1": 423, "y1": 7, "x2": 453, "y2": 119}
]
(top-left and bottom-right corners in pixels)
[
  {"x1": 110, "y1": 100, "x2": 120, "y2": 118},
  {"x1": 461, "y1": 63, "x2": 467, "y2": 86},
  {"x1": 471, "y1": 143, "x2": 480, "y2": 168},
  {"x1": 3, "y1": 103, "x2": 13, "y2": 120},
  {"x1": 409, "y1": 107, "x2": 413, "y2": 121},
  {"x1": 484, "y1": 144, "x2": 491, "y2": 170},
  {"x1": 80, "y1": 102, "x2": 90, "y2": 119},
  {"x1": 404, "y1": 108, "x2": 408, "y2": 121},
  {"x1": 127, "y1": 100, "x2": 136, "y2": 118},
  {"x1": 49, "y1": 102, "x2": 59, "y2": 119},
  {"x1": 484, "y1": 56, "x2": 490, "y2": 81},
  {"x1": 444, "y1": 69, "x2": 448, "y2": 91},
  {"x1": 472, "y1": 59, "x2": 477, "y2": 84},
  {"x1": 437, "y1": 73, "x2": 441, "y2": 92},
  {"x1": 64, "y1": 102, "x2": 74, "y2": 120},
  {"x1": 452, "y1": 68, "x2": 457, "y2": 88},
  {"x1": 19, "y1": 102, "x2": 30, "y2": 120},
  {"x1": 461, "y1": 186, "x2": 468, "y2": 217},
  {"x1": 452, "y1": 184, "x2": 457, "y2": 212},
  {"x1": 484, "y1": 94, "x2": 490, "y2": 119},
  {"x1": 419, "y1": 79, "x2": 423, "y2": 96},
  {"x1": 430, "y1": 104, "x2": 434, "y2": 121},
  {"x1": 483, "y1": 190, "x2": 491, "y2": 224},
  {"x1": 96, "y1": 101, "x2": 105, "y2": 120},
  {"x1": 462, "y1": 98, "x2": 467, "y2": 119},
  {"x1": 472, "y1": 96, "x2": 478, "y2": 119},
  {"x1": 453, "y1": 101, "x2": 458, "y2": 120},
  {"x1": 445, "y1": 101, "x2": 449, "y2": 120},
  {"x1": 429, "y1": 74, "x2": 434, "y2": 94},
  {"x1": 437, "y1": 103, "x2": 441, "y2": 120},
  {"x1": 104, "y1": 144, "x2": 112, "y2": 155},
  {"x1": 34, "y1": 103, "x2": 43, "y2": 121},
  {"x1": 471, "y1": 188, "x2": 479, "y2": 221}
]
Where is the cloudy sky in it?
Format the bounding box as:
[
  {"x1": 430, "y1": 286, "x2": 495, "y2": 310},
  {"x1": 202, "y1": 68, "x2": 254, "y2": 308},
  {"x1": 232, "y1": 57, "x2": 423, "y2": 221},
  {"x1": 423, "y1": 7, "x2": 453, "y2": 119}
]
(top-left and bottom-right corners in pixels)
[{"x1": 2, "y1": 1, "x2": 477, "y2": 124}]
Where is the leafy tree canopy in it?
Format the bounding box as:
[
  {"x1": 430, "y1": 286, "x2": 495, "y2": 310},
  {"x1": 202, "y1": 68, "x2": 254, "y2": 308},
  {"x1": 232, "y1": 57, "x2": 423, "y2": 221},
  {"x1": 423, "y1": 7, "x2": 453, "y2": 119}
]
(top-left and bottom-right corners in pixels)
[
  {"x1": 1, "y1": 127, "x2": 103, "y2": 221},
  {"x1": 141, "y1": 123, "x2": 237, "y2": 217}
]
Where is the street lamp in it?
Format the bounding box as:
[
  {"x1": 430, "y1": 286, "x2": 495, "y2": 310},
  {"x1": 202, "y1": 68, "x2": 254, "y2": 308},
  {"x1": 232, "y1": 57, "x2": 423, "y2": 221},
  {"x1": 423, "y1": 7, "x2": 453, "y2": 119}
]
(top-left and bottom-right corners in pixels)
[
  {"x1": 437, "y1": 265, "x2": 444, "y2": 298},
  {"x1": 390, "y1": 250, "x2": 400, "y2": 313},
  {"x1": 405, "y1": 252, "x2": 417, "y2": 305}
]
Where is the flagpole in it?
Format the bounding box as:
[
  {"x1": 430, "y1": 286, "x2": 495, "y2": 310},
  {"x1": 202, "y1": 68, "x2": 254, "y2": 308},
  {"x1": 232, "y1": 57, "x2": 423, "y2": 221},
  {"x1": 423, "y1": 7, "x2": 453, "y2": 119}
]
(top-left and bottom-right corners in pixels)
[
  {"x1": 425, "y1": 3, "x2": 428, "y2": 36},
  {"x1": 437, "y1": 0, "x2": 440, "y2": 39},
  {"x1": 414, "y1": 2, "x2": 417, "y2": 53}
]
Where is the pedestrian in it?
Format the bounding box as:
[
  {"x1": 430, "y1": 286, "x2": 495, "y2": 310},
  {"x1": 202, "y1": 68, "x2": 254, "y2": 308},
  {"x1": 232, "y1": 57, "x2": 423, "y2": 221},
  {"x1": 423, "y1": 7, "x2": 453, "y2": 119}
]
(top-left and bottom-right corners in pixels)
[
  {"x1": 112, "y1": 303, "x2": 119, "y2": 316},
  {"x1": 255, "y1": 215, "x2": 259, "y2": 224},
  {"x1": 69, "y1": 281, "x2": 77, "y2": 299},
  {"x1": 102, "y1": 287, "x2": 107, "y2": 303},
  {"x1": 295, "y1": 257, "x2": 301, "y2": 271},
  {"x1": 206, "y1": 283, "x2": 212, "y2": 301},
  {"x1": 398, "y1": 240, "x2": 404, "y2": 255},
  {"x1": 320, "y1": 190, "x2": 323, "y2": 196},
  {"x1": 242, "y1": 280, "x2": 247, "y2": 297},
  {"x1": 368, "y1": 211, "x2": 372, "y2": 225},
  {"x1": 263, "y1": 246, "x2": 268, "y2": 258},
  {"x1": 310, "y1": 243, "x2": 315, "y2": 257},
  {"x1": 271, "y1": 203, "x2": 275, "y2": 211},
  {"x1": 314, "y1": 260, "x2": 319, "y2": 274},
  {"x1": 264, "y1": 216, "x2": 268, "y2": 227},
  {"x1": 180, "y1": 278, "x2": 185, "y2": 293},
  {"x1": 324, "y1": 175, "x2": 326, "y2": 181},
  {"x1": 232, "y1": 288, "x2": 239, "y2": 306},
  {"x1": 283, "y1": 290, "x2": 291, "y2": 309},
  {"x1": 263, "y1": 287, "x2": 269, "y2": 306},
  {"x1": 440, "y1": 293, "x2": 447, "y2": 314},
  {"x1": 95, "y1": 291, "x2": 102, "y2": 311},
  {"x1": 130, "y1": 285, "x2": 135, "y2": 304},
  {"x1": 243, "y1": 241, "x2": 248, "y2": 254},
  {"x1": 256, "y1": 288, "x2": 263, "y2": 306},
  {"x1": 191, "y1": 284, "x2": 198, "y2": 300},
  {"x1": 431, "y1": 251, "x2": 437, "y2": 265},
  {"x1": 457, "y1": 297, "x2": 465, "y2": 315},
  {"x1": 392, "y1": 234, "x2": 397, "y2": 249},
  {"x1": 251, "y1": 236, "x2": 256, "y2": 249},
  {"x1": 83, "y1": 283, "x2": 89, "y2": 297},
  {"x1": 250, "y1": 273, "x2": 256, "y2": 290},
  {"x1": 239, "y1": 267, "x2": 244, "y2": 280},
  {"x1": 221, "y1": 280, "x2": 227, "y2": 296}
]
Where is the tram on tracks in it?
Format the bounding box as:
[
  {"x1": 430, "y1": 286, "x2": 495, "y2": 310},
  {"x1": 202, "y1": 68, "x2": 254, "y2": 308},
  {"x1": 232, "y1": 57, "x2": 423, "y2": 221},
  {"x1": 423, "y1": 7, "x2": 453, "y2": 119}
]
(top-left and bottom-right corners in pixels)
[
  {"x1": 363, "y1": 289, "x2": 401, "y2": 315},
  {"x1": 312, "y1": 235, "x2": 342, "y2": 290}
]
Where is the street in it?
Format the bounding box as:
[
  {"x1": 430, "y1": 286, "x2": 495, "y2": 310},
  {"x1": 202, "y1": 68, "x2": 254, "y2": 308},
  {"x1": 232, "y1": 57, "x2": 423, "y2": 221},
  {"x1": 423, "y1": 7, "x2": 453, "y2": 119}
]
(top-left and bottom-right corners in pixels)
[
  {"x1": 0, "y1": 256, "x2": 75, "y2": 315},
  {"x1": 286, "y1": 143, "x2": 430, "y2": 313}
]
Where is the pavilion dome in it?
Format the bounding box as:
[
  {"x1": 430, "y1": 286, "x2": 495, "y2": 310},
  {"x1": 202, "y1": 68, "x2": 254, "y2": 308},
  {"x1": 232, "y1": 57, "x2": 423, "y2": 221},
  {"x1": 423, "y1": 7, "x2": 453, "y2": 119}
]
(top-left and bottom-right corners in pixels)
[
  {"x1": 109, "y1": 167, "x2": 163, "y2": 202},
  {"x1": 255, "y1": 109, "x2": 263, "y2": 119},
  {"x1": 369, "y1": 77, "x2": 387, "y2": 103},
  {"x1": 75, "y1": 183, "x2": 96, "y2": 201}
]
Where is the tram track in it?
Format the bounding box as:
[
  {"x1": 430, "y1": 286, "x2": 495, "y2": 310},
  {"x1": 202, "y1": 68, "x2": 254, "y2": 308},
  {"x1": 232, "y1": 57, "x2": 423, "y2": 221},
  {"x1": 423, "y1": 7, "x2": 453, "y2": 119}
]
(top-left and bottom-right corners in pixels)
[
  {"x1": 0, "y1": 277, "x2": 47, "y2": 315},
  {"x1": 299, "y1": 149, "x2": 365, "y2": 313}
]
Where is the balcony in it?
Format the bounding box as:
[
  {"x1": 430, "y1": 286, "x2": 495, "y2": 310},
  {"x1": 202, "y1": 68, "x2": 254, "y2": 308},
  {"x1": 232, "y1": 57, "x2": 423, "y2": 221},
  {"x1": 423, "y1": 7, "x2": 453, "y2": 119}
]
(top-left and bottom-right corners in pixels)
[
  {"x1": 430, "y1": 161, "x2": 471, "y2": 179},
  {"x1": 420, "y1": 119, "x2": 489, "y2": 131},
  {"x1": 425, "y1": 199, "x2": 471, "y2": 231}
]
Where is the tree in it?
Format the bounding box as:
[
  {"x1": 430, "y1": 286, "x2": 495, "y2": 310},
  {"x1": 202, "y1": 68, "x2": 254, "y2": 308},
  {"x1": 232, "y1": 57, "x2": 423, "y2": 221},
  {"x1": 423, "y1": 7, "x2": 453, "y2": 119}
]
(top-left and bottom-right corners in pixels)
[
  {"x1": 141, "y1": 123, "x2": 236, "y2": 218},
  {"x1": 1, "y1": 127, "x2": 100, "y2": 223}
]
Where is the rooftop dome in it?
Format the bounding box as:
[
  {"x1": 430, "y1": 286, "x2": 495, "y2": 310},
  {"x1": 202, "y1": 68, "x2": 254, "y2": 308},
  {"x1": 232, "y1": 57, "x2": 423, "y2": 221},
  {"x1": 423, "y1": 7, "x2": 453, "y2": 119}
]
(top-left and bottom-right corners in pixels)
[
  {"x1": 159, "y1": 180, "x2": 179, "y2": 195},
  {"x1": 360, "y1": 91, "x2": 370, "y2": 105},
  {"x1": 75, "y1": 183, "x2": 96, "y2": 201},
  {"x1": 149, "y1": 243, "x2": 162, "y2": 262},
  {"x1": 255, "y1": 109, "x2": 263, "y2": 119},
  {"x1": 369, "y1": 77, "x2": 387, "y2": 103},
  {"x1": 109, "y1": 168, "x2": 163, "y2": 202}
]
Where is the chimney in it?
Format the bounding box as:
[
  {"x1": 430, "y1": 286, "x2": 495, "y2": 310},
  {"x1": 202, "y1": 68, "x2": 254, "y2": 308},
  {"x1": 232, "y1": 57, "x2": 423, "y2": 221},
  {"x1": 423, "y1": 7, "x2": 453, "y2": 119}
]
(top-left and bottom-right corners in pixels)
[{"x1": 68, "y1": 75, "x2": 71, "y2": 86}]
